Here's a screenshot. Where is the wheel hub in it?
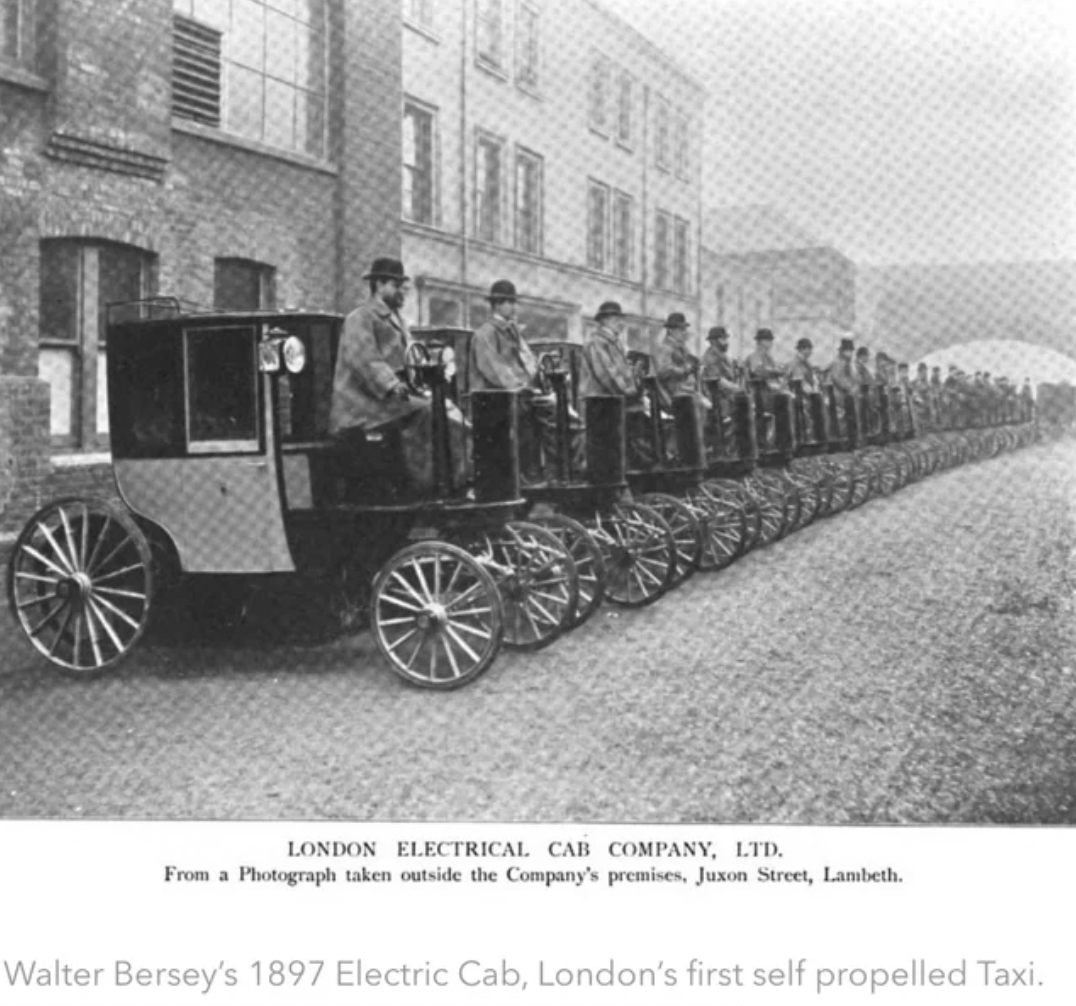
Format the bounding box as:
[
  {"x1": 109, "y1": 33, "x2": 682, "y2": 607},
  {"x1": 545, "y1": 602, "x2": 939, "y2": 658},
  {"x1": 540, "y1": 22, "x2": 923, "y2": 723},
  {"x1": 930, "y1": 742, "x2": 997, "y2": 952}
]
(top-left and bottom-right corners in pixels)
[
  {"x1": 417, "y1": 603, "x2": 448, "y2": 631},
  {"x1": 57, "y1": 572, "x2": 92, "y2": 603}
]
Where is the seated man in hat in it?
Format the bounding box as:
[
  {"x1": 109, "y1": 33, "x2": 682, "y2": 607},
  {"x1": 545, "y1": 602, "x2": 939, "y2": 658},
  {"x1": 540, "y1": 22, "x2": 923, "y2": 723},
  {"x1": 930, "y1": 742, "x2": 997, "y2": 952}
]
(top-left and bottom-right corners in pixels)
[
  {"x1": 470, "y1": 279, "x2": 583, "y2": 482},
  {"x1": 826, "y1": 338, "x2": 858, "y2": 397},
  {"x1": 743, "y1": 328, "x2": 787, "y2": 448},
  {"x1": 700, "y1": 326, "x2": 743, "y2": 456},
  {"x1": 579, "y1": 301, "x2": 655, "y2": 469},
  {"x1": 654, "y1": 312, "x2": 709, "y2": 461},
  {"x1": 330, "y1": 256, "x2": 469, "y2": 497},
  {"x1": 786, "y1": 337, "x2": 816, "y2": 389}
]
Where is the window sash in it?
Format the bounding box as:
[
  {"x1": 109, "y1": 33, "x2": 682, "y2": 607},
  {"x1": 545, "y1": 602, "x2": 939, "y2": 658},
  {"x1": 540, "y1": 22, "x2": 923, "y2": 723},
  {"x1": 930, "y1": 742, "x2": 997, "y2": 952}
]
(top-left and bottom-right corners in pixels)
[
  {"x1": 675, "y1": 114, "x2": 689, "y2": 178},
  {"x1": 476, "y1": 136, "x2": 503, "y2": 243},
  {"x1": 403, "y1": 104, "x2": 436, "y2": 225},
  {"x1": 516, "y1": 2, "x2": 539, "y2": 88},
  {"x1": 654, "y1": 212, "x2": 670, "y2": 289},
  {"x1": 616, "y1": 72, "x2": 633, "y2": 146},
  {"x1": 613, "y1": 192, "x2": 633, "y2": 280},
  {"x1": 515, "y1": 151, "x2": 542, "y2": 254},
  {"x1": 673, "y1": 217, "x2": 689, "y2": 293},
  {"x1": 655, "y1": 99, "x2": 670, "y2": 170},
  {"x1": 589, "y1": 53, "x2": 609, "y2": 133},
  {"x1": 587, "y1": 182, "x2": 609, "y2": 272},
  {"x1": 476, "y1": 0, "x2": 503, "y2": 67}
]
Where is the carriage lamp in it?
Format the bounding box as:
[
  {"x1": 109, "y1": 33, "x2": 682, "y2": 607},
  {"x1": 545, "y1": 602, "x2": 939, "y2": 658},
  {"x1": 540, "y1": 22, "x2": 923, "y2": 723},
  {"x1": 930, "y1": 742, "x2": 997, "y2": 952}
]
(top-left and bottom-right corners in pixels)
[{"x1": 259, "y1": 327, "x2": 308, "y2": 374}]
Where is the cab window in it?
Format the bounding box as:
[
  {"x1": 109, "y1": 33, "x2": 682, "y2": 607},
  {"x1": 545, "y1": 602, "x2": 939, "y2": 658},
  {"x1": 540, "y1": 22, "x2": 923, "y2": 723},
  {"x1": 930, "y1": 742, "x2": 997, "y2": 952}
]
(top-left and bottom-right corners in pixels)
[{"x1": 185, "y1": 326, "x2": 259, "y2": 452}]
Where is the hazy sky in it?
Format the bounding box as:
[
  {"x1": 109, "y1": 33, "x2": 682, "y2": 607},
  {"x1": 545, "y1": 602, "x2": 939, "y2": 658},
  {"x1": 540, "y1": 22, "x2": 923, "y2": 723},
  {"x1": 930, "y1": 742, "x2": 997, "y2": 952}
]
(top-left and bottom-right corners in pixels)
[{"x1": 603, "y1": 0, "x2": 1075, "y2": 265}]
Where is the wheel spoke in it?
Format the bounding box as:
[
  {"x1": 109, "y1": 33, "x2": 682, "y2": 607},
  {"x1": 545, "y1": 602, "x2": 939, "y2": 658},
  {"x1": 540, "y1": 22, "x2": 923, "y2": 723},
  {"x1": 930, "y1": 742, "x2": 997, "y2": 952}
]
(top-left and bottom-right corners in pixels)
[
  {"x1": 89, "y1": 591, "x2": 142, "y2": 632},
  {"x1": 384, "y1": 624, "x2": 421, "y2": 654},
  {"x1": 84, "y1": 515, "x2": 114, "y2": 575},
  {"x1": 48, "y1": 603, "x2": 76, "y2": 658},
  {"x1": 15, "y1": 570, "x2": 62, "y2": 586},
  {"x1": 57, "y1": 507, "x2": 82, "y2": 573},
  {"x1": 440, "y1": 633, "x2": 462, "y2": 679},
  {"x1": 89, "y1": 534, "x2": 132, "y2": 579},
  {"x1": 412, "y1": 556, "x2": 434, "y2": 604},
  {"x1": 94, "y1": 585, "x2": 147, "y2": 602},
  {"x1": 17, "y1": 591, "x2": 61, "y2": 610},
  {"x1": 528, "y1": 596, "x2": 561, "y2": 628},
  {"x1": 29, "y1": 599, "x2": 69, "y2": 637},
  {"x1": 87, "y1": 596, "x2": 126, "y2": 653},
  {"x1": 445, "y1": 580, "x2": 485, "y2": 613},
  {"x1": 379, "y1": 590, "x2": 425, "y2": 614},
  {"x1": 22, "y1": 543, "x2": 70, "y2": 580},
  {"x1": 388, "y1": 570, "x2": 429, "y2": 609},
  {"x1": 378, "y1": 615, "x2": 420, "y2": 627},
  {"x1": 82, "y1": 602, "x2": 105, "y2": 667},
  {"x1": 36, "y1": 523, "x2": 75, "y2": 576},
  {"x1": 91, "y1": 563, "x2": 145, "y2": 585},
  {"x1": 523, "y1": 604, "x2": 544, "y2": 639},
  {"x1": 444, "y1": 623, "x2": 482, "y2": 664},
  {"x1": 427, "y1": 630, "x2": 440, "y2": 680}
]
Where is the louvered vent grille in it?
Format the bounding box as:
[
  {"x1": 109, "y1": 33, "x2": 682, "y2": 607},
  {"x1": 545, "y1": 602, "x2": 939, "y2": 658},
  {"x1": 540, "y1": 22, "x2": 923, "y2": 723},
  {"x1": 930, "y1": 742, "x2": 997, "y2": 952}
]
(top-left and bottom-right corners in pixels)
[{"x1": 173, "y1": 15, "x2": 222, "y2": 128}]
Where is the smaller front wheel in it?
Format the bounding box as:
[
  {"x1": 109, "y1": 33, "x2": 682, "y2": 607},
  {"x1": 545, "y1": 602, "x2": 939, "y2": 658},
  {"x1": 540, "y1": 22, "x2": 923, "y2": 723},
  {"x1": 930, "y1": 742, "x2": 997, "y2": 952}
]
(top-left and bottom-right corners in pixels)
[{"x1": 371, "y1": 542, "x2": 503, "y2": 689}]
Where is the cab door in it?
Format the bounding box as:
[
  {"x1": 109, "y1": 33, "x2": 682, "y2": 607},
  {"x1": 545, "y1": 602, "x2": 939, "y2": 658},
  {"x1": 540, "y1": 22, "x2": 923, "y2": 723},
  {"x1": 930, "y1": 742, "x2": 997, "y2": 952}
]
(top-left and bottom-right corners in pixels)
[{"x1": 116, "y1": 322, "x2": 295, "y2": 574}]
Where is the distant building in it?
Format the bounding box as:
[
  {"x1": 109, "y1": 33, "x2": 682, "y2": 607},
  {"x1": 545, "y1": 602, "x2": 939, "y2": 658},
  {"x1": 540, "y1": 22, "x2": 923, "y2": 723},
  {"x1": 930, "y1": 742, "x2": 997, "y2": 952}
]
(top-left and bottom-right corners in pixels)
[
  {"x1": 0, "y1": 0, "x2": 401, "y2": 533},
  {"x1": 701, "y1": 205, "x2": 856, "y2": 359},
  {"x1": 400, "y1": 0, "x2": 706, "y2": 351}
]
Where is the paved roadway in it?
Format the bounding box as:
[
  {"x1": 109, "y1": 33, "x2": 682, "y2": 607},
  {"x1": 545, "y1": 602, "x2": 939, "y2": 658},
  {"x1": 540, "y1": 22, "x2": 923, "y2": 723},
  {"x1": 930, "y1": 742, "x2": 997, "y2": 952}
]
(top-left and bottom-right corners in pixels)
[{"x1": 1, "y1": 439, "x2": 1074, "y2": 823}]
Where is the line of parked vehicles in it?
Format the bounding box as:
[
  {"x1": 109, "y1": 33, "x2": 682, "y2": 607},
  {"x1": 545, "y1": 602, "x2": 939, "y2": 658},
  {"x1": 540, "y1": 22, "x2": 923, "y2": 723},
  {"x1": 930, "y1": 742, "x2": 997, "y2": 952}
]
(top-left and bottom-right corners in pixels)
[{"x1": 6, "y1": 302, "x2": 1047, "y2": 689}]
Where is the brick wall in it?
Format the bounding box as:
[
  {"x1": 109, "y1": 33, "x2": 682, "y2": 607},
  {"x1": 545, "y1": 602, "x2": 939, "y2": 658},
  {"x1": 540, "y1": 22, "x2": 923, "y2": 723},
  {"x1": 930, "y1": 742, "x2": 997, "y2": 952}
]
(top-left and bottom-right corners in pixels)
[{"x1": 0, "y1": 0, "x2": 403, "y2": 538}]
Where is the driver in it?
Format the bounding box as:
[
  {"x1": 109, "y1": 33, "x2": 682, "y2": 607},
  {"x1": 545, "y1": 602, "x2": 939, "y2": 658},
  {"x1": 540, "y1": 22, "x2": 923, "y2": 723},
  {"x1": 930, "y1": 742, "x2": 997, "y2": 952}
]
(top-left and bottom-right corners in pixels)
[
  {"x1": 470, "y1": 279, "x2": 582, "y2": 483},
  {"x1": 330, "y1": 256, "x2": 468, "y2": 493}
]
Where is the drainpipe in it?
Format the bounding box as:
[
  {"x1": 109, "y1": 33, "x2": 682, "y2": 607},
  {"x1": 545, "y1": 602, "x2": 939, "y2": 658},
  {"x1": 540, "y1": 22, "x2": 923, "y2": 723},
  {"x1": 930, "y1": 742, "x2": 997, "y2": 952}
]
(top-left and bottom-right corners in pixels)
[{"x1": 640, "y1": 84, "x2": 650, "y2": 329}]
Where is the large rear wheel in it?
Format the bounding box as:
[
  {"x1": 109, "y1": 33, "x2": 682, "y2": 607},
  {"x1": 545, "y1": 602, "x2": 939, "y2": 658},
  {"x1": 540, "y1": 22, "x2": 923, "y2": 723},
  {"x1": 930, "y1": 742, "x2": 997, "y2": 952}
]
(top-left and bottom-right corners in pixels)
[
  {"x1": 590, "y1": 502, "x2": 676, "y2": 608},
  {"x1": 8, "y1": 498, "x2": 153, "y2": 675},
  {"x1": 530, "y1": 513, "x2": 606, "y2": 628}
]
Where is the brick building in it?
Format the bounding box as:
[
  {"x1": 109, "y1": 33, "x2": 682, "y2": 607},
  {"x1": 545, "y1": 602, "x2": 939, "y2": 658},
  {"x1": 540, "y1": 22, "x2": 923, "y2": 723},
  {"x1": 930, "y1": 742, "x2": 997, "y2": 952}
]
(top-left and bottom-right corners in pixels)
[
  {"x1": 0, "y1": 0, "x2": 401, "y2": 535},
  {"x1": 400, "y1": 0, "x2": 706, "y2": 354},
  {"x1": 701, "y1": 205, "x2": 856, "y2": 363}
]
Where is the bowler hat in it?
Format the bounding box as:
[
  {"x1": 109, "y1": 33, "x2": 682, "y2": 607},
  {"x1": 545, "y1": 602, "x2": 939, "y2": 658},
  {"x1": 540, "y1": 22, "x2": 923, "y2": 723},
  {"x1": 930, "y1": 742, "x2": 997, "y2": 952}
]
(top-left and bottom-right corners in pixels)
[
  {"x1": 487, "y1": 279, "x2": 518, "y2": 303},
  {"x1": 664, "y1": 312, "x2": 690, "y2": 330},
  {"x1": 596, "y1": 300, "x2": 624, "y2": 320},
  {"x1": 856, "y1": 346, "x2": 870, "y2": 358},
  {"x1": 795, "y1": 337, "x2": 813, "y2": 351},
  {"x1": 838, "y1": 338, "x2": 855, "y2": 352},
  {"x1": 362, "y1": 257, "x2": 409, "y2": 282},
  {"x1": 755, "y1": 328, "x2": 774, "y2": 342},
  {"x1": 917, "y1": 362, "x2": 928, "y2": 370},
  {"x1": 707, "y1": 326, "x2": 730, "y2": 342}
]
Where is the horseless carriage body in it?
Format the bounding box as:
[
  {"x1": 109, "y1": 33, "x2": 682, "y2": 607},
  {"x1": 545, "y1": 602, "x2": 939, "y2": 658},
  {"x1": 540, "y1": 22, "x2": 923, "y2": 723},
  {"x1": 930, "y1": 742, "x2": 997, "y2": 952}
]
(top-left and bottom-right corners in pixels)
[{"x1": 7, "y1": 299, "x2": 590, "y2": 689}]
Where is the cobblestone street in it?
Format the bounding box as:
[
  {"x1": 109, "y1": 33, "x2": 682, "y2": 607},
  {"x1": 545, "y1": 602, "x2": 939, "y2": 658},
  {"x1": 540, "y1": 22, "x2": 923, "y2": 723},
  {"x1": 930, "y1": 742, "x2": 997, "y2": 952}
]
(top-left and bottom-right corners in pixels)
[{"x1": 2, "y1": 439, "x2": 1074, "y2": 823}]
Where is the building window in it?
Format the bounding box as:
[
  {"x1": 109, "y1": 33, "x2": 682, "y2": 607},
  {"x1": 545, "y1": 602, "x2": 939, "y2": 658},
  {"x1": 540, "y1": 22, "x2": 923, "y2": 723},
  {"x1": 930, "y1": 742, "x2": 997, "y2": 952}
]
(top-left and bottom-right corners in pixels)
[
  {"x1": 516, "y1": 0, "x2": 540, "y2": 90},
  {"x1": 588, "y1": 52, "x2": 610, "y2": 135},
  {"x1": 403, "y1": 0, "x2": 434, "y2": 31},
  {"x1": 655, "y1": 97, "x2": 670, "y2": 171},
  {"x1": 653, "y1": 210, "x2": 670, "y2": 290},
  {"x1": 673, "y1": 216, "x2": 690, "y2": 293},
  {"x1": 1, "y1": 0, "x2": 33, "y2": 68},
  {"x1": 674, "y1": 112, "x2": 689, "y2": 179},
  {"x1": 514, "y1": 148, "x2": 543, "y2": 255},
  {"x1": 476, "y1": 0, "x2": 504, "y2": 70},
  {"x1": 171, "y1": 0, "x2": 328, "y2": 159},
  {"x1": 615, "y1": 71, "x2": 633, "y2": 148},
  {"x1": 475, "y1": 132, "x2": 504, "y2": 243},
  {"x1": 612, "y1": 190, "x2": 633, "y2": 280},
  {"x1": 586, "y1": 180, "x2": 610, "y2": 272},
  {"x1": 39, "y1": 240, "x2": 157, "y2": 449},
  {"x1": 403, "y1": 101, "x2": 437, "y2": 226},
  {"x1": 214, "y1": 258, "x2": 276, "y2": 310}
]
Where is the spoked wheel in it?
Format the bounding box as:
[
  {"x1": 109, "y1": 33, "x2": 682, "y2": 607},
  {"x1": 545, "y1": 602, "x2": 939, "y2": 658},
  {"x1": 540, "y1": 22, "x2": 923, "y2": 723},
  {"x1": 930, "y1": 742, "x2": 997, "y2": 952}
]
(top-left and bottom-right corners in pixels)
[
  {"x1": 786, "y1": 462, "x2": 825, "y2": 529},
  {"x1": 471, "y1": 521, "x2": 578, "y2": 651},
  {"x1": 742, "y1": 474, "x2": 786, "y2": 547},
  {"x1": 370, "y1": 541, "x2": 503, "y2": 689},
  {"x1": 695, "y1": 479, "x2": 754, "y2": 559},
  {"x1": 589, "y1": 501, "x2": 676, "y2": 608},
  {"x1": 847, "y1": 456, "x2": 874, "y2": 509},
  {"x1": 688, "y1": 480, "x2": 747, "y2": 570},
  {"x1": 530, "y1": 513, "x2": 606, "y2": 629},
  {"x1": 8, "y1": 498, "x2": 153, "y2": 675},
  {"x1": 817, "y1": 458, "x2": 853, "y2": 517},
  {"x1": 638, "y1": 493, "x2": 702, "y2": 587}
]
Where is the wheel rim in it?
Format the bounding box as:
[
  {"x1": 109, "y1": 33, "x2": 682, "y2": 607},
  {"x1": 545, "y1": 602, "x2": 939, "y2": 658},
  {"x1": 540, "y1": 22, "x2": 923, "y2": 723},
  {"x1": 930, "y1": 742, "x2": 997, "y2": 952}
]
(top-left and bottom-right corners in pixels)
[
  {"x1": 371, "y1": 542, "x2": 503, "y2": 688},
  {"x1": 8, "y1": 499, "x2": 152, "y2": 673},
  {"x1": 472, "y1": 522, "x2": 577, "y2": 651},
  {"x1": 689, "y1": 490, "x2": 744, "y2": 571},
  {"x1": 592, "y1": 503, "x2": 675, "y2": 607}
]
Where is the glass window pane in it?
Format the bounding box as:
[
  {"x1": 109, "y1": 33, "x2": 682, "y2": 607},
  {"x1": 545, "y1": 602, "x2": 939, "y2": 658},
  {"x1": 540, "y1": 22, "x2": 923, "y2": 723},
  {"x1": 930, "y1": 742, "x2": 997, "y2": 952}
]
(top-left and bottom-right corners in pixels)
[
  {"x1": 2, "y1": 0, "x2": 20, "y2": 61},
  {"x1": 97, "y1": 350, "x2": 110, "y2": 435},
  {"x1": 187, "y1": 327, "x2": 258, "y2": 444},
  {"x1": 99, "y1": 244, "x2": 148, "y2": 342},
  {"x1": 294, "y1": 21, "x2": 324, "y2": 91},
  {"x1": 227, "y1": 62, "x2": 264, "y2": 138},
  {"x1": 231, "y1": 0, "x2": 265, "y2": 70},
  {"x1": 39, "y1": 349, "x2": 76, "y2": 438},
  {"x1": 265, "y1": 8, "x2": 296, "y2": 82},
  {"x1": 264, "y1": 77, "x2": 296, "y2": 149},
  {"x1": 39, "y1": 242, "x2": 81, "y2": 343}
]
